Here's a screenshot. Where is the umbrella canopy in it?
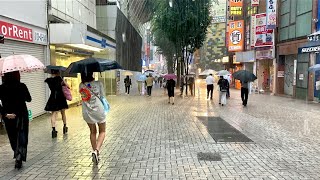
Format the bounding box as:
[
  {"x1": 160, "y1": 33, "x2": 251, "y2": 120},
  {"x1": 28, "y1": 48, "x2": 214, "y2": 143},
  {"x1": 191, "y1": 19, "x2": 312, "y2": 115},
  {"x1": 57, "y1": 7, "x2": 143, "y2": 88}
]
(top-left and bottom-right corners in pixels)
[
  {"x1": 217, "y1": 70, "x2": 231, "y2": 76},
  {"x1": 66, "y1": 58, "x2": 122, "y2": 74},
  {"x1": 0, "y1": 54, "x2": 44, "y2": 75},
  {"x1": 164, "y1": 74, "x2": 177, "y2": 80},
  {"x1": 232, "y1": 70, "x2": 257, "y2": 82},
  {"x1": 123, "y1": 71, "x2": 133, "y2": 76},
  {"x1": 199, "y1": 69, "x2": 217, "y2": 76},
  {"x1": 137, "y1": 74, "x2": 147, "y2": 82},
  {"x1": 44, "y1": 65, "x2": 66, "y2": 73},
  {"x1": 309, "y1": 64, "x2": 320, "y2": 72}
]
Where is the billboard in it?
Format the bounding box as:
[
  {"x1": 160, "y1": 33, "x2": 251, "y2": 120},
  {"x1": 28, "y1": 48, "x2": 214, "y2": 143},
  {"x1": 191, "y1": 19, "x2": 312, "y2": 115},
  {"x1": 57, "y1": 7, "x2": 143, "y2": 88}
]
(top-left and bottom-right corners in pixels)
[
  {"x1": 228, "y1": 20, "x2": 244, "y2": 52},
  {"x1": 230, "y1": 0, "x2": 243, "y2": 6},
  {"x1": 211, "y1": 0, "x2": 227, "y2": 23},
  {"x1": 255, "y1": 13, "x2": 273, "y2": 47},
  {"x1": 251, "y1": 0, "x2": 259, "y2": 6}
]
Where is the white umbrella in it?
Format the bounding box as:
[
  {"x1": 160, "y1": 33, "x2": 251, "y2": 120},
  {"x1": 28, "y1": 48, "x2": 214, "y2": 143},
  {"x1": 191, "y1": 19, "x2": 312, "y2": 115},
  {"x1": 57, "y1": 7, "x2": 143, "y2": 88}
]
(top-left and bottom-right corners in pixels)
[{"x1": 199, "y1": 69, "x2": 217, "y2": 76}]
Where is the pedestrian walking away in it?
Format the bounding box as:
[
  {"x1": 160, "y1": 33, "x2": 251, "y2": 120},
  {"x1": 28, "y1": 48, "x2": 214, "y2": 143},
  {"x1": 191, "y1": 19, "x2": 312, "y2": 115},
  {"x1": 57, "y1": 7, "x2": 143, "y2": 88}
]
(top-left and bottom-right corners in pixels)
[
  {"x1": 206, "y1": 73, "x2": 215, "y2": 100},
  {"x1": 166, "y1": 79, "x2": 176, "y2": 105},
  {"x1": 188, "y1": 76, "x2": 195, "y2": 96},
  {"x1": 145, "y1": 75, "x2": 154, "y2": 96},
  {"x1": 218, "y1": 76, "x2": 229, "y2": 106},
  {"x1": 44, "y1": 70, "x2": 69, "y2": 138},
  {"x1": 124, "y1": 75, "x2": 132, "y2": 95},
  {"x1": 79, "y1": 72, "x2": 107, "y2": 165},
  {"x1": 0, "y1": 71, "x2": 32, "y2": 169},
  {"x1": 241, "y1": 81, "x2": 249, "y2": 106},
  {"x1": 224, "y1": 75, "x2": 231, "y2": 98}
]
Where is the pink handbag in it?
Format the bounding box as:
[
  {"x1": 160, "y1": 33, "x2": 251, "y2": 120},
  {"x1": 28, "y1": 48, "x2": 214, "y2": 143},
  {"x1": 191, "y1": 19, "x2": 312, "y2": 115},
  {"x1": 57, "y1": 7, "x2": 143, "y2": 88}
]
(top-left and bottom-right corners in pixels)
[{"x1": 62, "y1": 81, "x2": 72, "y2": 101}]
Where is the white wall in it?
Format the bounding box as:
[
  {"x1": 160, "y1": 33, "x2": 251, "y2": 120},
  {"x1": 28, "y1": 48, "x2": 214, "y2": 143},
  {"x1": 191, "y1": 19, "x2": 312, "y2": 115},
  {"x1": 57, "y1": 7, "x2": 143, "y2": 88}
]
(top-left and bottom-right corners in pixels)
[
  {"x1": 96, "y1": 5, "x2": 117, "y2": 39},
  {"x1": 0, "y1": 0, "x2": 47, "y2": 28},
  {"x1": 49, "y1": 0, "x2": 96, "y2": 28}
]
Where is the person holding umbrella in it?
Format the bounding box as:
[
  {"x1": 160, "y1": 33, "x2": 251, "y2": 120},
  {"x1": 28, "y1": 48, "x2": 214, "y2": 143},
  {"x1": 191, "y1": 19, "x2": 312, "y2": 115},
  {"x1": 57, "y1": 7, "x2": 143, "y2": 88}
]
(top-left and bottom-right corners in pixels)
[
  {"x1": 0, "y1": 71, "x2": 32, "y2": 169},
  {"x1": 0, "y1": 54, "x2": 44, "y2": 169},
  {"x1": 166, "y1": 78, "x2": 176, "y2": 105},
  {"x1": 79, "y1": 72, "x2": 107, "y2": 165},
  {"x1": 232, "y1": 70, "x2": 257, "y2": 107},
  {"x1": 44, "y1": 69, "x2": 69, "y2": 138}
]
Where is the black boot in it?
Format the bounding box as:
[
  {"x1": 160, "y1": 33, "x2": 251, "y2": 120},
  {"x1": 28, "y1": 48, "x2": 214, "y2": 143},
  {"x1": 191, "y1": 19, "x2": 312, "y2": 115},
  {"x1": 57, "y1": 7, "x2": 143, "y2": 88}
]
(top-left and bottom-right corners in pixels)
[
  {"x1": 52, "y1": 130, "x2": 58, "y2": 138},
  {"x1": 63, "y1": 126, "x2": 68, "y2": 134},
  {"x1": 15, "y1": 154, "x2": 22, "y2": 169}
]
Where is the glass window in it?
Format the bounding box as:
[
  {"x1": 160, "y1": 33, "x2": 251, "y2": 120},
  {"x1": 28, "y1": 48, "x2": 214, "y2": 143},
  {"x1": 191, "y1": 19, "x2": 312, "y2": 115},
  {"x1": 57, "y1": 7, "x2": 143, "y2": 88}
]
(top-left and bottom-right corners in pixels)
[
  {"x1": 281, "y1": 0, "x2": 290, "y2": 15},
  {"x1": 288, "y1": 25, "x2": 296, "y2": 39},
  {"x1": 290, "y1": 0, "x2": 296, "y2": 24},
  {"x1": 296, "y1": 12, "x2": 312, "y2": 37},
  {"x1": 280, "y1": 14, "x2": 290, "y2": 28},
  {"x1": 297, "y1": 0, "x2": 312, "y2": 15},
  {"x1": 280, "y1": 27, "x2": 289, "y2": 41}
]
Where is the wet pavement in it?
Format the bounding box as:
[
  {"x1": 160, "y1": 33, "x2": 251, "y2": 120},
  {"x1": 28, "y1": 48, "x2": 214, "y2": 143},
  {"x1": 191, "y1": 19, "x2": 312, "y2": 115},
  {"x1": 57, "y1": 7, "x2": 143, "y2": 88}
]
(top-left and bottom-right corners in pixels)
[{"x1": 0, "y1": 86, "x2": 320, "y2": 180}]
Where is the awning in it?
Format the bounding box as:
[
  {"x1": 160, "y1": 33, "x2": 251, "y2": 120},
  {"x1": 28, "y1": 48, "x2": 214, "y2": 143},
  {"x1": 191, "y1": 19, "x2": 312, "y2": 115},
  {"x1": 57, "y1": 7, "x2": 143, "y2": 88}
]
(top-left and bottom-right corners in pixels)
[
  {"x1": 49, "y1": 23, "x2": 116, "y2": 52},
  {"x1": 298, "y1": 40, "x2": 320, "y2": 54}
]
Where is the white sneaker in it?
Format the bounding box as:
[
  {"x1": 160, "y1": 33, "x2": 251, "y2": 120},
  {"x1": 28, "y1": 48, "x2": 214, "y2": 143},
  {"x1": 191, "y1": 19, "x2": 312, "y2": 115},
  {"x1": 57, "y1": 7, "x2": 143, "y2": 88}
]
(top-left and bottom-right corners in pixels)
[{"x1": 92, "y1": 150, "x2": 99, "y2": 165}]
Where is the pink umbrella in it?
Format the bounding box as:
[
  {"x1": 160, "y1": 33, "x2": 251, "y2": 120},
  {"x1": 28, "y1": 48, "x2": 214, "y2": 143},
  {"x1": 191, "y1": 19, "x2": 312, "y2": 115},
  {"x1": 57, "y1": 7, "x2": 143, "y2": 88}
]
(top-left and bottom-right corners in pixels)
[
  {"x1": 0, "y1": 54, "x2": 45, "y2": 75},
  {"x1": 164, "y1": 74, "x2": 177, "y2": 80}
]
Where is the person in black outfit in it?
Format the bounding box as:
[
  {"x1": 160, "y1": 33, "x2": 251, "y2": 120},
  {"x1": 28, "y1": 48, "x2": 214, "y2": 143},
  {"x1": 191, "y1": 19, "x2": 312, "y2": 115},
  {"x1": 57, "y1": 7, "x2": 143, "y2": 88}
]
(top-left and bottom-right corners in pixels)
[
  {"x1": 240, "y1": 81, "x2": 249, "y2": 106},
  {"x1": 45, "y1": 70, "x2": 69, "y2": 138},
  {"x1": 217, "y1": 76, "x2": 229, "y2": 106},
  {"x1": 124, "y1": 76, "x2": 132, "y2": 95},
  {"x1": 166, "y1": 79, "x2": 176, "y2": 105},
  {"x1": 0, "y1": 71, "x2": 31, "y2": 169}
]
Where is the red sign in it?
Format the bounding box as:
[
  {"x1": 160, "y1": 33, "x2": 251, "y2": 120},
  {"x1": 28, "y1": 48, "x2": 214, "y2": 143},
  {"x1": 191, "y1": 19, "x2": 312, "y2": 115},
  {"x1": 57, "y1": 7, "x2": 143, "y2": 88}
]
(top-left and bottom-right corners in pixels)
[
  {"x1": 0, "y1": 21, "x2": 33, "y2": 42},
  {"x1": 255, "y1": 13, "x2": 273, "y2": 47}
]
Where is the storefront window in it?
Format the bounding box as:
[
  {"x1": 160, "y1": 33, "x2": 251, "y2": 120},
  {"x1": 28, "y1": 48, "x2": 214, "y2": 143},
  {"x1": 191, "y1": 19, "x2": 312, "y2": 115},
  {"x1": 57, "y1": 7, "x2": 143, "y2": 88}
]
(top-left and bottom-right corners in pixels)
[{"x1": 55, "y1": 53, "x2": 90, "y2": 105}]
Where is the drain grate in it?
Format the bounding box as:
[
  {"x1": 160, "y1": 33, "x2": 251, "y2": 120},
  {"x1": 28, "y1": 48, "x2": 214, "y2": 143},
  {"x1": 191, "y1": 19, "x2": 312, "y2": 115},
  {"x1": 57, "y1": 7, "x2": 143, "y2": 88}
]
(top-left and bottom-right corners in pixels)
[
  {"x1": 197, "y1": 116, "x2": 253, "y2": 143},
  {"x1": 197, "y1": 152, "x2": 222, "y2": 161}
]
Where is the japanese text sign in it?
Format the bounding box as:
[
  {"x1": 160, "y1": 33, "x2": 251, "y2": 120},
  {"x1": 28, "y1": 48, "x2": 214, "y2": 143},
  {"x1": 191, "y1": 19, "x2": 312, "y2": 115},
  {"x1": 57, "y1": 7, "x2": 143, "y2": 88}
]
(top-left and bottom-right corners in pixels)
[
  {"x1": 266, "y1": 0, "x2": 277, "y2": 29},
  {"x1": 255, "y1": 13, "x2": 273, "y2": 47},
  {"x1": 228, "y1": 20, "x2": 244, "y2": 52}
]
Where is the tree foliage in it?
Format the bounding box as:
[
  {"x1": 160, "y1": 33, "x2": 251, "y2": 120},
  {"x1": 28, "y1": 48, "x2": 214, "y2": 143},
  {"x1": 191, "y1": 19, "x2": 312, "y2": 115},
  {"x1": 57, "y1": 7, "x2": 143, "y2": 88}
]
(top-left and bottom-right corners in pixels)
[{"x1": 150, "y1": 0, "x2": 211, "y2": 73}]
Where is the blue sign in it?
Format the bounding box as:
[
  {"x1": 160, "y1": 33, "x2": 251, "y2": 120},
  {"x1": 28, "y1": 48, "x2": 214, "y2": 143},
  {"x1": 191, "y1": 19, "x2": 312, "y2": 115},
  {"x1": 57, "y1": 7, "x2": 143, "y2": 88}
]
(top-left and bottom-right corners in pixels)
[
  {"x1": 315, "y1": 54, "x2": 320, "y2": 99},
  {"x1": 86, "y1": 36, "x2": 116, "y2": 49}
]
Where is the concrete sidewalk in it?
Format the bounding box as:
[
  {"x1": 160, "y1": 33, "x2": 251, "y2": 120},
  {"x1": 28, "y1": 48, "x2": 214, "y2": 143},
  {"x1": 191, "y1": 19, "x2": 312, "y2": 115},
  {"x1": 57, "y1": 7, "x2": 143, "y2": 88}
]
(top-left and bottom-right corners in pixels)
[{"x1": 0, "y1": 87, "x2": 320, "y2": 179}]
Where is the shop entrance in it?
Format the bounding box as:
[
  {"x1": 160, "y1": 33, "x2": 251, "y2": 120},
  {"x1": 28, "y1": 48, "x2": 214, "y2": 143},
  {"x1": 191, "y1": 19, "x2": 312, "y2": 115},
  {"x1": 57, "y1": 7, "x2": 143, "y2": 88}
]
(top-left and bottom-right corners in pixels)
[{"x1": 296, "y1": 53, "x2": 309, "y2": 100}]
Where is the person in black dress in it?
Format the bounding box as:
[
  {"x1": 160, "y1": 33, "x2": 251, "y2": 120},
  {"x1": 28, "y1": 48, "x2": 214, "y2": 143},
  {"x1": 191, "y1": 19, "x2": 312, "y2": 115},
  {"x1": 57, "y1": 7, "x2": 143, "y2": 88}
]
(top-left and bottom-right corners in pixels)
[
  {"x1": 0, "y1": 71, "x2": 31, "y2": 169},
  {"x1": 166, "y1": 79, "x2": 176, "y2": 105},
  {"x1": 45, "y1": 70, "x2": 69, "y2": 138}
]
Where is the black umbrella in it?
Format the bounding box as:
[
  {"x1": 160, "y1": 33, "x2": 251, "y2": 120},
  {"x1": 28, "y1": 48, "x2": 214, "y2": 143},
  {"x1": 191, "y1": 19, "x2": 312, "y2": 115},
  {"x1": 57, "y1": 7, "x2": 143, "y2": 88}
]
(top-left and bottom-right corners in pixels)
[
  {"x1": 44, "y1": 65, "x2": 77, "y2": 77},
  {"x1": 66, "y1": 58, "x2": 122, "y2": 74},
  {"x1": 232, "y1": 70, "x2": 257, "y2": 82},
  {"x1": 44, "y1": 65, "x2": 66, "y2": 73}
]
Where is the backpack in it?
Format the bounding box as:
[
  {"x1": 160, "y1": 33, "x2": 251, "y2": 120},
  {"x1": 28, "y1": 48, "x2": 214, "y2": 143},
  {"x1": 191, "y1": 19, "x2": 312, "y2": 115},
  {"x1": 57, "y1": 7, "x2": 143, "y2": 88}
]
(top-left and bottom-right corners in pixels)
[{"x1": 220, "y1": 79, "x2": 228, "y2": 92}]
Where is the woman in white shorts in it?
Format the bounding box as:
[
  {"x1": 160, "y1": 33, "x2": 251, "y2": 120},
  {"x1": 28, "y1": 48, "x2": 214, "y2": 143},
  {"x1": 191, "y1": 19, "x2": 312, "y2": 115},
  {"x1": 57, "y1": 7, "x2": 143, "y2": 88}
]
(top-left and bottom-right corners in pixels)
[{"x1": 79, "y1": 72, "x2": 106, "y2": 164}]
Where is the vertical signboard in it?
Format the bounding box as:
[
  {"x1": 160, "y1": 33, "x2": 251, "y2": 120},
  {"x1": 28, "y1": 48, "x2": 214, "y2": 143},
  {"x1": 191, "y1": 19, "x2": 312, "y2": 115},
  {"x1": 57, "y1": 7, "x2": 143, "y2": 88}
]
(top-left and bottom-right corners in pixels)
[
  {"x1": 251, "y1": 0, "x2": 259, "y2": 6},
  {"x1": 250, "y1": 15, "x2": 256, "y2": 47},
  {"x1": 228, "y1": 20, "x2": 244, "y2": 52},
  {"x1": 266, "y1": 0, "x2": 277, "y2": 29},
  {"x1": 255, "y1": 13, "x2": 274, "y2": 47}
]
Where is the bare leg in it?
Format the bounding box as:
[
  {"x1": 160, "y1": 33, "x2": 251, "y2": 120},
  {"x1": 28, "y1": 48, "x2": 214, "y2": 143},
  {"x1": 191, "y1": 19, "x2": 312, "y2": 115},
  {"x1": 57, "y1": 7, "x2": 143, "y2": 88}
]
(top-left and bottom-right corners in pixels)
[
  {"x1": 51, "y1": 111, "x2": 58, "y2": 128},
  {"x1": 96, "y1": 122, "x2": 106, "y2": 152},
  {"x1": 87, "y1": 123, "x2": 97, "y2": 150},
  {"x1": 172, "y1": 97, "x2": 175, "y2": 104},
  {"x1": 61, "y1": 109, "x2": 67, "y2": 125}
]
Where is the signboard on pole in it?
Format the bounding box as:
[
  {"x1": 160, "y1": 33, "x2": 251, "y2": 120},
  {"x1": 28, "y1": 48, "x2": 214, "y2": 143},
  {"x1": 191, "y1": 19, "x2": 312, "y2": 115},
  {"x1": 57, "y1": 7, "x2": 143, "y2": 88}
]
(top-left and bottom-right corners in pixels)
[
  {"x1": 228, "y1": 20, "x2": 244, "y2": 52},
  {"x1": 251, "y1": 0, "x2": 259, "y2": 6},
  {"x1": 266, "y1": 0, "x2": 277, "y2": 29},
  {"x1": 230, "y1": 0, "x2": 243, "y2": 7},
  {"x1": 255, "y1": 13, "x2": 273, "y2": 47}
]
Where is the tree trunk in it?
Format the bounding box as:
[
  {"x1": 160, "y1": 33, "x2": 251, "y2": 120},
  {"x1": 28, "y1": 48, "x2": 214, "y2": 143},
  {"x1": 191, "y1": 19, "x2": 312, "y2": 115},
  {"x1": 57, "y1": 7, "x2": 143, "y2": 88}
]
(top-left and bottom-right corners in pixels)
[{"x1": 167, "y1": 55, "x2": 174, "y2": 74}]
